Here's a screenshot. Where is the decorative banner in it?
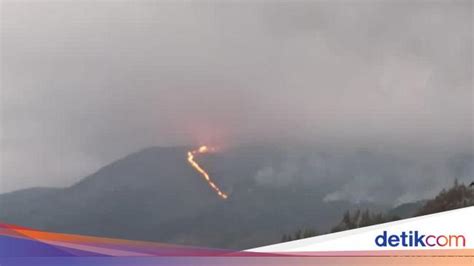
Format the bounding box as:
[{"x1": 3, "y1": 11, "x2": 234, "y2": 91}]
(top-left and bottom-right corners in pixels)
[
  {"x1": 1, "y1": 207, "x2": 473, "y2": 265},
  {"x1": 250, "y1": 206, "x2": 474, "y2": 252}
]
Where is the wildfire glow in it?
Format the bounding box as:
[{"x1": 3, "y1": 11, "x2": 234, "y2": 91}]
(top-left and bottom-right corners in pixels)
[
  {"x1": 187, "y1": 146, "x2": 228, "y2": 200},
  {"x1": 198, "y1": 146, "x2": 208, "y2": 153}
]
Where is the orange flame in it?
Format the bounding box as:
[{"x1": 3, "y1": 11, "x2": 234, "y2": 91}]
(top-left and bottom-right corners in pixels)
[{"x1": 187, "y1": 146, "x2": 228, "y2": 200}]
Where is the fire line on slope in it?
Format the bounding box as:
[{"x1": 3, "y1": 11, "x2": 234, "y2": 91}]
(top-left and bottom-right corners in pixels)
[{"x1": 187, "y1": 146, "x2": 228, "y2": 200}]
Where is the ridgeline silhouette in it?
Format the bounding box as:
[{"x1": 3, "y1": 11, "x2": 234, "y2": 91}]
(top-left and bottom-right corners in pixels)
[{"x1": 281, "y1": 180, "x2": 474, "y2": 242}]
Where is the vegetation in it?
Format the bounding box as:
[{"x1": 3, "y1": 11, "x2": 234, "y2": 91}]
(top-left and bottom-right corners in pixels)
[
  {"x1": 416, "y1": 180, "x2": 474, "y2": 216},
  {"x1": 330, "y1": 209, "x2": 400, "y2": 233},
  {"x1": 281, "y1": 228, "x2": 319, "y2": 242},
  {"x1": 281, "y1": 180, "x2": 474, "y2": 243}
]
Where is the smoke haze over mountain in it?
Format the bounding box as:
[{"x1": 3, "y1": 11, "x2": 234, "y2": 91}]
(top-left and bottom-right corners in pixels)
[{"x1": 1, "y1": 1, "x2": 472, "y2": 193}]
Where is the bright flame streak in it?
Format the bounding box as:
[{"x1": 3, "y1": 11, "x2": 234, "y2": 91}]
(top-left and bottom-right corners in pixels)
[
  {"x1": 198, "y1": 146, "x2": 208, "y2": 153},
  {"x1": 187, "y1": 146, "x2": 228, "y2": 200}
]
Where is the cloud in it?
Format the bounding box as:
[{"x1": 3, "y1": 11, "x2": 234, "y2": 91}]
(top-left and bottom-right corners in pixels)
[
  {"x1": 1, "y1": 1, "x2": 472, "y2": 192},
  {"x1": 250, "y1": 147, "x2": 471, "y2": 205}
]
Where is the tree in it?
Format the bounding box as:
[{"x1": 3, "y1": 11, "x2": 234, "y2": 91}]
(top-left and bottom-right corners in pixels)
[
  {"x1": 331, "y1": 209, "x2": 399, "y2": 233},
  {"x1": 281, "y1": 228, "x2": 319, "y2": 242},
  {"x1": 416, "y1": 181, "x2": 474, "y2": 216}
]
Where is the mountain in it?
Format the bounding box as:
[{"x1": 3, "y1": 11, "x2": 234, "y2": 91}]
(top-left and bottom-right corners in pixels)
[
  {"x1": 388, "y1": 200, "x2": 426, "y2": 219},
  {"x1": 415, "y1": 181, "x2": 474, "y2": 216},
  {"x1": 1, "y1": 146, "x2": 373, "y2": 249},
  {"x1": 280, "y1": 181, "x2": 474, "y2": 243},
  {"x1": 5, "y1": 145, "x2": 468, "y2": 249},
  {"x1": 0, "y1": 147, "x2": 220, "y2": 239}
]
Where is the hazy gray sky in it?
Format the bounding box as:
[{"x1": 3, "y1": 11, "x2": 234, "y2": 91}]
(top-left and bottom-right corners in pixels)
[{"x1": 1, "y1": 1, "x2": 472, "y2": 193}]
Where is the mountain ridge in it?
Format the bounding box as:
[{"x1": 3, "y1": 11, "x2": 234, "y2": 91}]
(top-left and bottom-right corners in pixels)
[{"x1": 1, "y1": 145, "x2": 471, "y2": 248}]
